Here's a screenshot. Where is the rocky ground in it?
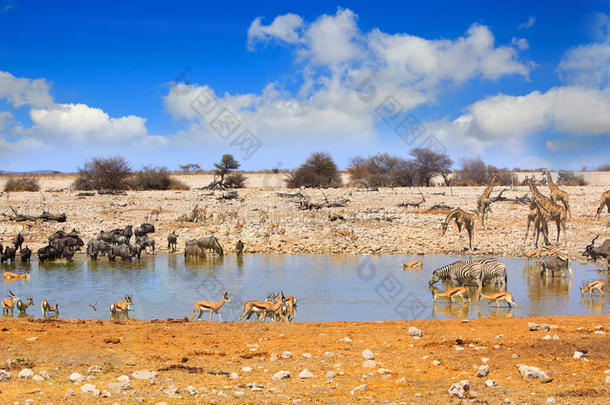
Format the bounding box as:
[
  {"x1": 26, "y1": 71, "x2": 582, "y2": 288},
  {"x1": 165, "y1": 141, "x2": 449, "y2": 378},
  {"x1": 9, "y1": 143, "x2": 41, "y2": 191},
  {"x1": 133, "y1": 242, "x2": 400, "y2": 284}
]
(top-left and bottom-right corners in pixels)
[
  {"x1": 0, "y1": 174, "x2": 607, "y2": 260},
  {"x1": 0, "y1": 316, "x2": 609, "y2": 404}
]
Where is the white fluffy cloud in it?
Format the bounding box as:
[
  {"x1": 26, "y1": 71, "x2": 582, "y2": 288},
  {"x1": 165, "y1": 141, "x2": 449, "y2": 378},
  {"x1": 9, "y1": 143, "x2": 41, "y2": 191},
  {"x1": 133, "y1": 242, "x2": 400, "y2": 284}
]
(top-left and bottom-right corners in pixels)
[
  {"x1": 247, "y1": 13, "x2": 304, "y2": 50},
  {"x1": 518, "y1": 16, "x2": 536, "y2": 30},
  {"x1": 0, "y1": 111, "x2": 12, "y2": 130},
  {"x1": 0, "y1": 70, "x2": 53, "y2": 108}
]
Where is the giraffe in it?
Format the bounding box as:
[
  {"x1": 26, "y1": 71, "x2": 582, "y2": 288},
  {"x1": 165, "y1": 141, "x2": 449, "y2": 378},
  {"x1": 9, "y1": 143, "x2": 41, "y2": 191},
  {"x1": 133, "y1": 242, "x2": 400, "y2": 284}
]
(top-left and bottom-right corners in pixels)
[
  {"x1": 476, "y1": 173, "x2": 498, "y2": 226},
  {"x1": 524, "y1": 199, "x2": 550, "y2": 248},
  {"x1": 526, "y1": 177, "x2": 567, "y2": 245},
  {"x1": 542, "y1": 169, "x2": 572, "y2": 218},
  {"x1": 596, "y1": 190, "x2": 610, "y2": 218},
  {"x1": 441, "y1": 208, "x2": 476, "y2": 250}
]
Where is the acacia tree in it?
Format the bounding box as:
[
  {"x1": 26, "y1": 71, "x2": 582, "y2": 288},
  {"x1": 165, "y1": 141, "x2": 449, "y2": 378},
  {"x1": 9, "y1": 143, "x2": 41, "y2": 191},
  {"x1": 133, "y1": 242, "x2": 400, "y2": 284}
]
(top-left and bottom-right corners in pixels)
[
  {"x1": 287, "y1": 152, "x2": 342, "y2": 188},
  {"x1": 410, "y1": 148, "x2": 453, "y2": 186},
  {"x1": 206, "y1": 154, "x2": 241, "y2": 189},
  {"x1": 73, "y1": 156, "x2": 132, "y2": 190}
]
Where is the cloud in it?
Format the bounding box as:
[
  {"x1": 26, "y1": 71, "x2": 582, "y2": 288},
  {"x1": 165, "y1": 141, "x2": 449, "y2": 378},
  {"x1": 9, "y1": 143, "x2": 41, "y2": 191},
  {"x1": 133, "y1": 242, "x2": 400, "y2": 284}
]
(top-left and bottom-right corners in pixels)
[
  {"x1": 0, "y1": 70, "x2": 53, "y2": 108},
  {"x1": 518, "y1": 16, "x2": 536, "y2": 30},
  {"x1": 0, "y1": 111, "x2": 13, "y2": 130},
  {"x1": 558, "y1": 14, "x2": 610, "y2": 88},
  {"x1": 247, "y1": 13, "x2": 304, "y2": 50},
  {"x1": 511, "y1": 37, "x2": 529, "y2": 50}
]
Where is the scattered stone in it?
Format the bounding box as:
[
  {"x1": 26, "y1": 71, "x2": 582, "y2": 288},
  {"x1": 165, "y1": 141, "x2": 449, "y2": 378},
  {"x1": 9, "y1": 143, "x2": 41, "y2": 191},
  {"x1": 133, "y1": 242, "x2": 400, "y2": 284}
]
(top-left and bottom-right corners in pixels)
[
  {"x1": 18, "y1": 368, "x2": 34, "y2": 379},
  {"x1": 87, "y1": 365, "x2": 102, "y2": 374},
  {"x1": 69, "y1": 372, "x2": 84, "y2": 383},
  {"x1": 477, "y1": 365, "x2": 490, "y2": 377},
  {"x1": 576, "y1": 327, "x2": 585, "y2": 332},
  {"x1": 409, "y1": 326, "x2": 423, "y2": 338},
  {"x1": 339, "y1": 337, "x2": 352, "y2": 344},
  {"x1": 377, "y1": 368, "x2": 392, "y2": 374},
  {"x1": 187, "y1": 386, "x2": 198, "y2": 395},
  {"x1": 518, "y1": 365, "x2": 553, "y2": 383},
  {"x1": 362, "y1": 360, "x2": 377, "y2": 368},
  {"x1": 272, "y1": 370, "x2": 290, "y2": 381},
  {"x1": 547, "y1": 397, "x2": 556, "y2": 404},
  {"x1": 65, "y1": 389, "x2": 75, "y2": 397},
  {"x1": 350, "y1": 384, "x2": 368, "y2": 395},
  {"x1": 108, "y1": 381, "x2": 130, "y2": 393},
  {"x1": 573, "y1": 351, "x2": 586, "y2": 360},
  {"x1": 81, "y1": 383, "x2": 100, "y2": 396},
  {"x1": 594, "y1": 325, "x2": 604, "y2": 331},
  {"x1": 496, "y1": 334, "x2": 504, "y2": 339},
  {"x1": 270, "y1": 353, "x2": 280, "y2": 361},
  {"x1": 543, "y1": 335, "x2": 552, "y2": 340},
  {"x1": 234, "y1": 391, "x2": 245, "y2": 398},
  {"x1": 247, "y1": 382, "x2": 264, "y2": 391},
  {"x1": 101, "y1": 390, "x2": 112, "y2": 398},
  {"x1": 0, "y1": 370, "x2": 10, "y2": 382},
  {"x1": 229, "y1": 372, "x2": 239, "y2": 379},
  {"x1": 132, "y1": 370, "x2": 157, "y2": 380},
  {"x1": 448, "y1": 379, "x2": 470, "y2": 398},
  {"x1": 481, "y1": 357, "x2": 490, "y2": 364},
  {"x1": 396, "y1": 377, "x2": 406, "y2": 383},
  {"x1": 242, "y1": 366, "x2": 253, "y2": 373},
  {"x1": 163, "y1": 385, "x2": 179, "y2": 396},
  {"x1": 594, "y1": 331, "x2": 605, "y2": 335},
  {"x1": 323, "y1": 351, "x2": 334, "y2": 357},
  {"x1": 486, "y1": 379, "x2": 496, "y2": 387},
  {"x1": 298, "y1": 369, "x2": 314, "y2": 379},
  {"x1": 432, "y1": 360, "x2": 441, "y2": 366},
  {"x1": 528, "y1": 322, "x2": 550, "y2": 332},
  {"x1": 26, "y1": 337, "x2": 39, "y2": 342},
  {"x1": 39, "y1": 370, "x2": 52, "y2": 380},
  {"x1": 512, "y1": 354, "x2": 518, "y2": 359},
  {"x1": 325, "y1": 371, "x2": 336, "y2": 378},
  {"x1": 281, "y1": 351, "x2": 293, "y2": 359},
  {"x1": 301, "y1": 353, "x2": 311, "y2": 359},
  {"x1": 32, "y1": 375, "x2": 44, "y2": 382},
  {"x1": 461, "y1": 319, "x2": 469, "y2": 323},
  {"x1": 361, "y1": 349, "x2": 375, "y2": 360},
  {"x1": 455, "y1": 346, "x2": 465, "y2": 351}
]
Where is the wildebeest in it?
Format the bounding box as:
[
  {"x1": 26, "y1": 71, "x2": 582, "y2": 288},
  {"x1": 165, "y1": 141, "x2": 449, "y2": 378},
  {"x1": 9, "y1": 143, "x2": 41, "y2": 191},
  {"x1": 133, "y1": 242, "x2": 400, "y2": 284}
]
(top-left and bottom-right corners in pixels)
[
  {"x1": 108, "y1": 244, "x2": 134, "y2": 261},
  {"x1": 184, "y1": 240, "x2": 204, "y2": 258},
  {"x1": 48, "y1": 229, "x2": 80, "y2": 245},
  {"x1": 134, "y1": 223, "x2": 155, "y2": 238},
  {"x1": 167, "y1": 231, "x2": 178, "y2": 252},
  {"x1": 583, "y1": 235, "x2": 610, "y2": 267},
  {"x1": 87, "y1": 240, "x2": 109, "y2": 260},
  {"x1": 59, "y1": 246, "x2": 75, "y2": 262},
  {"x1": 109, "y1": 225, "x2": 133, "y2": 242},
  {"x1": 51, "y1": 236, "x2": 84, "y2": 251},
  {"x1": 13, "y1": 233, "x2": 24, "y2": 250},
  {"x1": 236, "y1": 240, "x2": 244, "y2": 256},
  {"x1": 197, "y1": 236, "x2": 224, "y2": 256},
  {"x1": 20, "y1": 246, "x2": 31, "y2": 263},
  {"x1": 1, "y1": 246, "x2": 16, "y2": 263},
  {"x1": 135, "y1": 236, "x2": 155, "y2": 254},
  {"x1": 37, "y1": 245, "x2": 60, "y2": 262}
]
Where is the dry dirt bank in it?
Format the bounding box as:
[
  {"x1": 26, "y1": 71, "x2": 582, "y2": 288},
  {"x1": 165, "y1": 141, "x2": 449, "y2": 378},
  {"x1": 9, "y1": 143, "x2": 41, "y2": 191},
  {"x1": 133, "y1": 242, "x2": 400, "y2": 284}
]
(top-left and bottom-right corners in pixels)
[
  {"x1": 0, "y1": 178, "x2": 608, "y2": 260},
  {"x1": 0, "y1": 316, "x2": 609, "y2": 404}
]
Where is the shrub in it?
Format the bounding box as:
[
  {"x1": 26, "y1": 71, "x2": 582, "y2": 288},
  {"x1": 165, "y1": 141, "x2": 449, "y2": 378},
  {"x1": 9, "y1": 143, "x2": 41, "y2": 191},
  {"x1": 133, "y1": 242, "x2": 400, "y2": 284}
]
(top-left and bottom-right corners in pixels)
[
  {"x1": 454, "y1": 158, "x2": 489, "y2": 186},
  {"x1": 224, "y1": 173, "x2": 246, "y2": 188},
  {"x1": 557, "y1": 171, "x2": 587, "y2": 186},
  {"x1": 4, "y1": 175, "x2": 40, "y2": 192},
  {"x1": 487, "y1": 165, "x2": 517, "y2": 186},
  {"x1": 287, "y1": 152, "x2": 342, "y2": 188},
  {"x1": 179, "y1": 163, "x2": 202, "y2": 173},
  {"x1": 597, "y1": 163, "x2": 610, "y2": 171},
  {"x1": 131, "y1": 166, "x2": 189, "y2": 190},
  {"x1": 347, "y1": 153, "x2": 417, "y2": 187},
  {"x1": 73, "y1": 156, "x2": 132, "y2": 190}
]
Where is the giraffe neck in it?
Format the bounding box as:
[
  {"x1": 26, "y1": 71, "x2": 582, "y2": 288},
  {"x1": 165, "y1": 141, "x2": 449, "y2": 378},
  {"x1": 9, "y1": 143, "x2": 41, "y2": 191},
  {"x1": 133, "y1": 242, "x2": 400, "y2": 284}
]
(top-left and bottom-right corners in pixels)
[{"x1": 546, "y1": 171, "x2": 557, "y2": 189}]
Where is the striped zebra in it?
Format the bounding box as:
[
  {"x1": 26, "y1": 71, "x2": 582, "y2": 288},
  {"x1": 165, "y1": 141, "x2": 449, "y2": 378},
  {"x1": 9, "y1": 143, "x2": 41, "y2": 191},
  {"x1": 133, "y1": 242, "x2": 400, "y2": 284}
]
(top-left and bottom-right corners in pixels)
[
  {"x1": 429, "y1": 261, "x2": 483, "y2": 288},
  {"x1": 541, "y1": 253, "x2": 573, "y2": 277},
  {"x1": 476, "y1": 258, "x2": 507, "y2": 288}
]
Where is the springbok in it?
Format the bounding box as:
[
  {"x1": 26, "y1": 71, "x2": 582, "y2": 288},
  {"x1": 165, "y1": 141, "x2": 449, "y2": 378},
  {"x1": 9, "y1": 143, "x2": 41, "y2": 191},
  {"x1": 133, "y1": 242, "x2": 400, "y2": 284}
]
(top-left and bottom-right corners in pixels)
[
  {"x1": 16, "y1": 297, "x2": 33, "y2": 315},
  {"x1": 2, "y1": 291, "x2": 18, "y2": 315},
  {"x1": 580, "y1": 281, "x2": 605, "y2": 297},
  {"x1": 480, "y1": 292, "x2": 518, "y2": 309},
  {"x1": 402, "y1": 260, "x2": 423, "y2": 270},
  {"x1": 238, "y1": 294, "x2": 288, "y2": 322},
  {"x1": 432, "y1": 287, "x2": 469, "y2": 303},
  {"x1": 2, "y1": 271, "x2": 30, "y2": 281},
  {"x1": 110, "y1": 295, "x2": 133, "y2": 317},
  {"x1": 40, "y1": 299, "x2": 59, "y2": 317},
  {"x1": 191, "y1": 292, "x2": 231, "y2": 321},
  {"x1": 263, "y1": 292, "x2": 297, "y2": 321}
]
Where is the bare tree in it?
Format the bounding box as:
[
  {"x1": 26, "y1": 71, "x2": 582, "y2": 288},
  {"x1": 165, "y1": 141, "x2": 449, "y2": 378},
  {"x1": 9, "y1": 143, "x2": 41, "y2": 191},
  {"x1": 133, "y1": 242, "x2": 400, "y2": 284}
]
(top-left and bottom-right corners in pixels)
[{"x1": 409, "y1": 148, "x2": 453, "y2": 187}]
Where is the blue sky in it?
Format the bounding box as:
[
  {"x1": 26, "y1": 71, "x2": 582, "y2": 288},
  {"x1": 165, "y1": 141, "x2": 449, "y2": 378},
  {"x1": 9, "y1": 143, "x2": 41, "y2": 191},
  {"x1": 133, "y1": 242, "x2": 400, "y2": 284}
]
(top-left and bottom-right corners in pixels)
[{"x1": 0, "y1": 0, "x2": 609, "y2": 172}]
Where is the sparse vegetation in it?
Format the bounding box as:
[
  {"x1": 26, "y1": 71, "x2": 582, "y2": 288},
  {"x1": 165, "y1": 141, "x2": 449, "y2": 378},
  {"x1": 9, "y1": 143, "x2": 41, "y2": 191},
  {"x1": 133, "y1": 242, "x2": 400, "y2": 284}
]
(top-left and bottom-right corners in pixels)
[
  {"x1": 179, "y1": 163, "x2": 202, "y2": 173},
  {"x1": 557, "y1": 170, "x2": 587, "y2": 186},
  {"x1": 3, "y1": 175, "x2": 40, "y2": 192},
  {"x1": 224, "y1": 173, "x2": 246, "y2": 188},
  {"x1": 287, "y1": 152, "x2": 342, "y2": 188},
  {"x1": 131, "y1": 166, "x2": 189, "y2": 190},
  {"x1": 207, "y1": 154, "x2": 241, "y2": 189},
  {"x1": 453, "y1": 159, "x2": 516, "y2": 186},
  {"x1": 347, "y1": 153, "x2": 416, "y2": 187},
  {"x1": 73, "y1": 156, "x2": 132, "y2": 190},
  {"x1": 410, "y1": 148, "x2": 453, "y2": 187}
]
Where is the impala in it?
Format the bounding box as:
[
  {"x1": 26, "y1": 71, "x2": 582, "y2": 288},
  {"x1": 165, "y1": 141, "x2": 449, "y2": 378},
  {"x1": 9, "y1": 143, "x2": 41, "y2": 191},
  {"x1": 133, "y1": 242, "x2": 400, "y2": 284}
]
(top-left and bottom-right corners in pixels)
[
  {"x1": 432, "y1": 287, "x2": 469, "y2": 303},
  {"x1": 238, "y1": 294, "x2": 288, "y2": 322},
  {"x1": 480, "y1": 292, "x2": 518, "y2": 309},
  {"x1": 580, "y1": 281, "x2": 605, "y2": 297},
  {"x1": 191, "y1": 291, "x2": 231, "y2": 321},
  {"x1": 40, "y1": 299, "x2": 59, "y2": 317},
  {"x1": 2, "y1": 271, "x2": 30, "y2": 281},
  {"x1": 2, "y1": 291, "x2": 18, "y2": 315},
  {"x1": 110, "y1": 295, "x2": 133, "y2": 317}
]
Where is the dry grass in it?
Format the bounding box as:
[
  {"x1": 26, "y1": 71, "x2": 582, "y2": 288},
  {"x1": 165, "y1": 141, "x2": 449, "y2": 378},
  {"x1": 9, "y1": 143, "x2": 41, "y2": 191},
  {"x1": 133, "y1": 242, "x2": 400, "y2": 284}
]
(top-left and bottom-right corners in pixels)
[{"x1": 3, "y1": 175, "x2": 40, "y2": 192}]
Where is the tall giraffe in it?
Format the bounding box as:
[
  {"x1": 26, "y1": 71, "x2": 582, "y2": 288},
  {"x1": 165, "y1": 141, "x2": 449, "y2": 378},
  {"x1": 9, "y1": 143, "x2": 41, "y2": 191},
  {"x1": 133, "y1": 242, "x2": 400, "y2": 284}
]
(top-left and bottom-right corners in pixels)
[
  {"x1": 477, "y1": 173, "x2": 498, "y2": 226},
  {"x1": 524, "y1": 199, "x2": 550, "y2": 248},
  {"x1": 441, "y1": 207, "x2": 476, "y2": 250},
  {"x1": 596, "y1": 190, "x2": 610, "y2": 218},
  {"x1": 527, "y1": 177, "x2": 567, "y2": 245},
  {"x1": 542, "y1": 169, "x2": 572, "y2": 218}
]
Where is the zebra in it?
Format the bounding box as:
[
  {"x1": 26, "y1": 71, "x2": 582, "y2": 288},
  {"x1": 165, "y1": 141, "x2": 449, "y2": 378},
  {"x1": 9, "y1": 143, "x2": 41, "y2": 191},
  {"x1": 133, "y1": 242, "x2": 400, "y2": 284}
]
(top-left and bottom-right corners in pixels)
[
  {"x1": 541, "y1": 253, "x2": 573, "y2": 277},
  {"x1": 429, "y1": 261, "x2": 483, "y2": 288},
  {"x1": 476, "y1": 258, "x2": 507, "y2": 288}
]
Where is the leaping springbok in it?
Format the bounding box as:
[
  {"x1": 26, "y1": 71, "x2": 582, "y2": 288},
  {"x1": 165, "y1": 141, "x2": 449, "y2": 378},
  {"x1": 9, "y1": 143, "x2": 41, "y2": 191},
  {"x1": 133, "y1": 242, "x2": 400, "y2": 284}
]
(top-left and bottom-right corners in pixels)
[
  {"x1": 191, "y1": 292, "x2": 231, "y2": 321},
  {"x1": 580, "y1": 281, "x2": 605, "y2": 297},
  {"x1": 480, "y1": 292, "x2": 518, "y2": 309}
]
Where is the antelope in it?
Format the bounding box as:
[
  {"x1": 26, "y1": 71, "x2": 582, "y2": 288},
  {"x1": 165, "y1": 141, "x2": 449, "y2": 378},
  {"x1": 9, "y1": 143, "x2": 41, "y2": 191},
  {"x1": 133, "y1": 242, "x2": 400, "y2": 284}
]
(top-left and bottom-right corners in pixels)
[
  {"x1": 40, "y1": 299, "x2": 59, "y2": 317},
  {"x1": 402, "y1": 260, "x2": 423, "y2": 270},
  {"x1": 238, "y1": 294, "x2": 289, "y2": 322},
  {"x1": 580, "y1": 281, "x2": 605, "y2": 297},
  {"x1": 16, "y1": 297, "x2": 33, "y2": 315},
  {"x1": 524, "y1": 245, "x2": 556, "y2": 258},
  {"x1": 2, "y1": 291, "x2": 18, "y2": 315},
  {"x1": 191, "y1": 292, "x2": 231, "y2": 321},
  {"x1": 283, "y1": 292, "x2": 297, "y2": 321},
  {"x1": 432, "y1": 287, "x2": 469, "y2": 303},
  {"x1": 2, "y1": 271, "x2": 30, "y2": 281},
  {"x1": 479, "y1": 292, "x2": 518, "y2": 309},
  {"x1": 110, "y1": 295, "x2": 133, "y2": 317}
]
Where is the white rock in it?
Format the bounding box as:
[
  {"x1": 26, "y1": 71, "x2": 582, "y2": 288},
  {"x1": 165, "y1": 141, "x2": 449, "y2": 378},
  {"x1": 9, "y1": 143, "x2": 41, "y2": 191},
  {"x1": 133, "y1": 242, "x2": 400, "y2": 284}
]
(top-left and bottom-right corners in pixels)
[
  {"x1": 605, "y1": 376, "x2": 610, "y2": 384},
  {"x1": 361, "y1": 349, "x2": 375, "y2": 360},
  {"x1": 528, "y1": 322, "x2": 550, "y2": 332},
  {"x1": 481, "y1": 357, "x2": 490, "y2": 364},
  {"x1": 131, "y1": 370, "x2": 157, "y2": 380},
  {"x1": 477, "y1": 365, "x2": 490, "y2": 377},
  {"x1": 323, "y1": 351, "x2": 334, "y2": 357},
  {"x1": 408, "y1": 326, "x2": 422, "y2": 338},
  {"x1": 269, "y1": 353, "x2": 280, "y2": 361},
  {"x1": 396, "y1": 377, "x2": 406, "y2": 383},
  {"x1": 298, "y1": 369, "x2": 314, "y2": 379},
  {"x1": 108, "y1": 382, "x2": 130, "y2": 393},
  {"x1": 163, "y1": 385, "x2": 178, "y2": 396},
  {"x1": 100, "y1": 390, "x2": 112, "y2": 398},
  {"x1": 377, "y1": 368, "x2": 392, "y2": 374},
  {"x1": 229, "y1": 372, "x2": 239, "y2": 379},
  {"x1": 448, "y1": 379, "x2": 470, "y2": 398},
  {"x1": 485, "y1": 379, "x2": 496, "y2": 387},
  {"x1": 32, "y1": 375, "x2": 44, "y2": 382},
  {"x1": 350, "y1": 384, "x2": 368, "y2": 395},
  {"x1": 69, "y1": 372, "x2": 84, "y2": 383},
  {"x1": 339, "y1": 337, "x2": 352, "y2": 344},
  {"x1": 432, "y1": 360, "x2": 441, "y2": 366},
  {"x1": 65, "y1": 389, "x2": 75, "y2": 397},
  {"x1": 518, "y1": 365, "x2": 552, "y2": 383},
  {"x1": 26, "y1": 337, "x2": 39, "y2": 342},
  {"x1": 0, "y1": 370, "x2": 11, "y2": 382},
  {"x1": 81, "y1": 383, "x2": 100, "y2": 396},
  {"x1": 281, "y1": 351, "x2": 293, "y2": 359},
  {"x1": 325, "y1": 371, "x2": 336, "y2": 378},
  {"x1": 39, "y1": 370, "x2": 52, "y2": 380},
  {"x1": 301, "y1": 353, "x2": 311, "y2": 359},
  {"x1": 547, "y1": 397, "x2": 556, "y2": 404},
  {"x1": 271, "y1": 370, "x2": 290, "y2": 381},
  {"x1": 362, "y1": 360, "x2": 377, "y2": 368},
  {"x1": 18, "y1": 369, "x2": 34, "y2": 379},
  {"x1": 117, "y1": 375, "x2": 130, "y2": 384},
  {"x1": 187, "y1": 386, "x2": 198, "y2": 395},
  {"x1": 87, "y1": 365, "x2": 102, "y2": 374},
  {"x1": 573, "y1": 351, "x2": 586, "y2": 360},
  {"x1": 241, "y1": 367, "x2": 253, "y2": 373}
]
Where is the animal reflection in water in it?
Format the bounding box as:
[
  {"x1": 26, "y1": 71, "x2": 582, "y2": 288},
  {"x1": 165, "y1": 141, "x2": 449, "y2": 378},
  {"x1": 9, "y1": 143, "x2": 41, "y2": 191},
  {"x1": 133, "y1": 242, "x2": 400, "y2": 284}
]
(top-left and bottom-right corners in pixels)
[{"x1": 429, "y1": 284, "x2": 516, "y2": 318}]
